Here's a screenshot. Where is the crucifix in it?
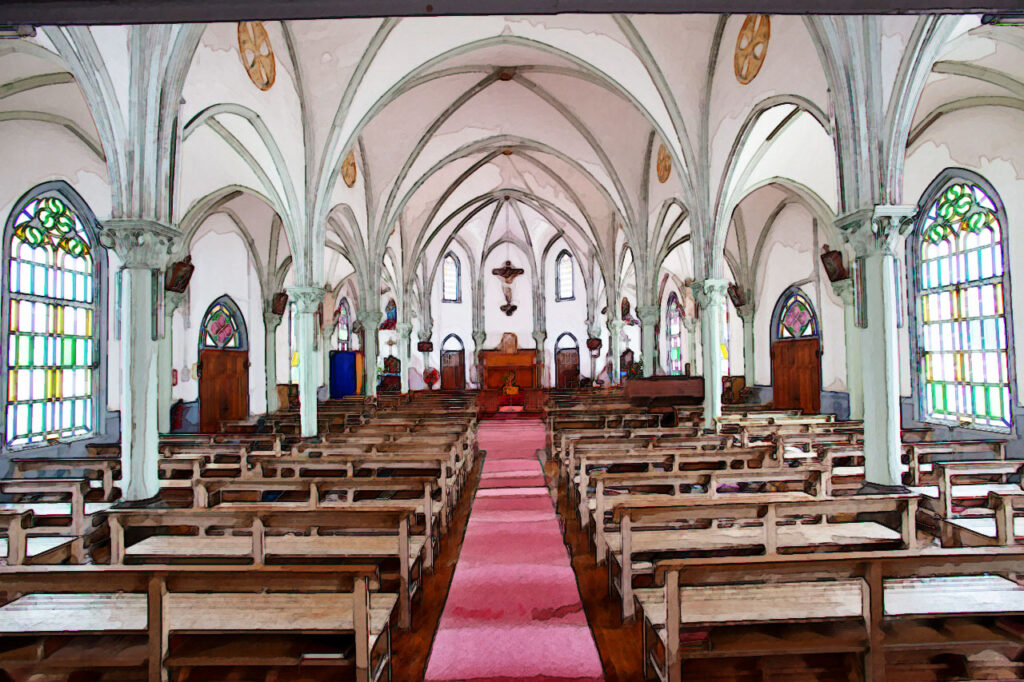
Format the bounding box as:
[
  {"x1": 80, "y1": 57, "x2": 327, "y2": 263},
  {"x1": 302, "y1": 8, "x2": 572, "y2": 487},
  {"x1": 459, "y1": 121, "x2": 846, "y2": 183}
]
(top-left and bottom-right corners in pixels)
[{"x1": 492, "y1": 260, "x2": 524, "y2": 316}]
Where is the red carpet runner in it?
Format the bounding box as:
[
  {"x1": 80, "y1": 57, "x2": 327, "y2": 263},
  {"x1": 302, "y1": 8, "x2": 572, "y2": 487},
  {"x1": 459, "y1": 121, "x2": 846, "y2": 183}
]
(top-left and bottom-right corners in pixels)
[{"x1": 424, "y1": 420, "x2": 604, "y2": 681}]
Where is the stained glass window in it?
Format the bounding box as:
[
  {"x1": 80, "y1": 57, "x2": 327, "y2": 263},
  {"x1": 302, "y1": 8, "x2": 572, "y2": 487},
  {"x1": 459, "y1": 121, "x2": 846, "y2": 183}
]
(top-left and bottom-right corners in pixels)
[
  {"x1": 556, "y1": 250, "x2": 574, "y2": 301},
  {"x1": 288, "y1": 302, "x2": 299, "y2": 384},
  {"x1": 917, "y1": 180, "x2": 1011, "y2": 431},
  {"x1": 5, "y1": 195, "x2": 97, "y2": 447},
  {"x1": 666, "y1": 292, "x2": 683, "y2": 375},
  {"x1": 200, "y1": 299, "x2": 243, "y2": 349},
  {"x1": 337, "y1": 299, "x2": 350, "y2": 351},
  {"x1": 775, "y1": 290, "x2": 819, "y2": 339},
  {"x1": 442, "y1": 253, "x2": 460, "y2": 303}
]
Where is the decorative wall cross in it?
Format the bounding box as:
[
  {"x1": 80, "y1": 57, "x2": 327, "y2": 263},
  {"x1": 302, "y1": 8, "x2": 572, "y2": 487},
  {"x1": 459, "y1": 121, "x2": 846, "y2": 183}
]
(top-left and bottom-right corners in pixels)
[{"x1": 492, "y1": 260, "x2": 524, "y2": 316}]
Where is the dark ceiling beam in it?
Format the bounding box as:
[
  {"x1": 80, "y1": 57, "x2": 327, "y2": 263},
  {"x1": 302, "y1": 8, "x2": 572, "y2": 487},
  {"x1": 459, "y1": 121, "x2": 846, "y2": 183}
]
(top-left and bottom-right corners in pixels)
[{"x1": 1, "y1": 0, "x2": 1023, "y2": 25}]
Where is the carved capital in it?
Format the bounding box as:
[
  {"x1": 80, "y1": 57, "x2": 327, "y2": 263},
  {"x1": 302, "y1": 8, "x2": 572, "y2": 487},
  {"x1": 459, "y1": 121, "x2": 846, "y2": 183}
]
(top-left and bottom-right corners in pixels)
[
  {"x1": 356, "y1": 309, "x2": 383, "y2": 327},
  {"x1": 472, "y1": 330, "x2": 486, "y2": 348},
  {"x1": 735, "y1": 302, "x2": 756, "y2": 322},
  {"x1": 636, "y1": 305, "x2": 660, "y2": 326},
  {"x1": 532, "y1": 330, "x2": 547, "y2": 345},
  {"x1": 682, "y1": 317, "x2": 698, "y2": 333},
  {"x1": 693, "y1": 278, "x2": 730, "y2": 310},
  {"x1": 831, "y1": 278, "x2": 855, "y2": 306},
  {"x1": 397, "y1": 322, "x2": 413, "y2": 340},
  {"x1": 99, "y1": 219, "x2": 180, "y2": 269},
  {"x1": 263, "y1": 311, "x2": 283, "y2": 331},
  {"x1": 606, "y1": 318, "x2": 624, "y2": 334},
  {"x1": 837, "y1": 205, "x2": 917, "y2": 258},
  {"x1": 288, "y1": 286, "x2": 324, "y2": 314},
  {"x1": 418, "y1": 327, "x2": 433, "y2": 343}
]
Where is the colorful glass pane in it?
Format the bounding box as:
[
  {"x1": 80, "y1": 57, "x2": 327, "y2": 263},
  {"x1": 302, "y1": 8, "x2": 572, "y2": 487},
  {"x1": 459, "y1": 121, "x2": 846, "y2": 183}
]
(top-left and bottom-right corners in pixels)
[
  {"x1": 200, "y1": 302, "x2": 241, "y2": 349},
  {"x1": 776, "y1": 290, "x2": 818, "y2": 340},
  {"x1": 5, "y1": 196, "x2": 96, "y2": 446},
  {"x1": 337, "y1": 300, "x2": 350, "y2": 351},
  {"x1": 666, "y1": 292, "x2": 684, "y2": 375},
  {"x1": 918, "y1": 181, "x2": 1010, "y2": 431}
]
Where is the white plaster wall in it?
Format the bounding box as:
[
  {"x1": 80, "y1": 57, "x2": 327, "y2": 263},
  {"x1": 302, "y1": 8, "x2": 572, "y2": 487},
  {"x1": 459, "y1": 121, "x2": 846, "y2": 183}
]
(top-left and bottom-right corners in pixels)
[
  {"x1": 482, "y1": 247, "x2": 535, "y2": 354},
  {"x1": 543, "y1": 242, "x2": 590, "y2": 386},
  {"x1": 752, "y1": 204, "x2": 847, "y2": 392},
  {"x1": 170, "y1": 221, "x2": 267, "y2": 415},
  {"x1": 903, "y1": 108, "x2": 1024, "y2": 405}
]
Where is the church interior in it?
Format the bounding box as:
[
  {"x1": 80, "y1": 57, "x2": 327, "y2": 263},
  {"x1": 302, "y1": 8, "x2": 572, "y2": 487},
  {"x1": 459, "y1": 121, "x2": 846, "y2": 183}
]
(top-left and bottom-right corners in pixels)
[{"x1": 1, "y1": 4, "x2": 1024, "y2": 680}]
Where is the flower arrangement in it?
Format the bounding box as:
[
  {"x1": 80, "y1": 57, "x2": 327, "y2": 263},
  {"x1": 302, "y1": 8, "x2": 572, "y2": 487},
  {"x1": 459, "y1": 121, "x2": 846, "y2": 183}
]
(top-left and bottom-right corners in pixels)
[{"x1": 423, "y1": 367, "x2": 440, "y2": 389}]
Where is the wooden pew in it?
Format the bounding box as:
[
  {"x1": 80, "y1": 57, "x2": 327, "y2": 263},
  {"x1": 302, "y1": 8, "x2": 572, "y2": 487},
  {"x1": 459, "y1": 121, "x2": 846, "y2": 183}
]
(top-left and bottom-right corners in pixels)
[
  {"x1": 644, "y1": 547, "x2": 1024, "y2": 682},
  {"x1": 105, "y1": 507, "x2": 421, "y2": 629},
  {"x1": 607, "y1": 493, "x2": 917, "y2": 620},
  {"x1": 0, "y1": 478, "x2": 109, "y2": 563},
  {"x1": 10, "y1": 454, "x2": 121, "y2": 500},
  {"x1": 0, "y1": 564, "x2": 391, "y2": 681}
]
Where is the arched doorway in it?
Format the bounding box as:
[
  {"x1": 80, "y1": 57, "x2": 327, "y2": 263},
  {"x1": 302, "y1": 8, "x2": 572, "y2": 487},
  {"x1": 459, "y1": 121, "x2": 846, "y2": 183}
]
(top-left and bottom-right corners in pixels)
[
  {"x1": 770, "y1": 287, "x2": 821, "y2": 413},
  {"x1": 555, "y1": 333, "x2": 580, "y2": 389},
  {"x1": 440, "y1": 334, "x2": 466, "y2": 391},
  {"x1": 198, "y1": 295, "x2": 249, "y2": 433}
]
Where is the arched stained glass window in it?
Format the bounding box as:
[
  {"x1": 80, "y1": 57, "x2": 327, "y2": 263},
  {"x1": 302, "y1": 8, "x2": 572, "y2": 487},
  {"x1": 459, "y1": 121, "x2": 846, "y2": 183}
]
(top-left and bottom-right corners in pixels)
[
  {"x1": 336, "y1": 299, "x2": 351, "y2": 350},
  {"x1": 914, "y1": 177, "x2": 1012, "y2": 431},
  {"x1": 4, "y1": 192, "x2": 100, "y2": 447},
  {"x1": 556, "y1": 250, "x2": 574, "y2": 301},
  {"x1": 442, "y1": 253, "x2": 460, "y2": 303},
  {"x1": 288, "y1": 302, "x2": 299, "y2": 384},
  {"x1": 666, "y1": 292, "x2": 683, "y2": 375},
  {"x1": 774, "y1": 289, "x2": 819, "y2": 340},
  {"x1": 200, "y1": 297, "x2": 246, "y2": 350}
]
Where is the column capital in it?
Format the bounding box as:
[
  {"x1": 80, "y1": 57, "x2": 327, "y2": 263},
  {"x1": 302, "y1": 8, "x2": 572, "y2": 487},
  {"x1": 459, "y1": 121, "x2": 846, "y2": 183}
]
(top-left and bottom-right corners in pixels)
[
  {"x1": 263, "y1": 311, "x2": 283, "y2": 330},
  {"x1": 693, "y1": 278, "x2": 729, "y2": 309},
  {"x1": 472, "y1": 329, "x2": 486, "y2": 347},
  {"x1": 397, "y1": 322, "x2": 413, "y2": 339},
  {"x1": 682, "y1": 316, "x2": 697, "y2": 333},
  {"x1": 837, "y1": 205, "x2": 917, "y2": 257},
  {"x1": 735, "y1": 302, "x2": 755, "y2": 321},
  {"x1": 636, "y1": 305, "x2": 660, "y2": 325},
  {"x1": 831, "y1": 277, "x2": 856, "y2": 305},
  {"x1": 99, "y1": 219, "x2": 180, "y2": 269},
  {"x1": 356, "y1": 309, "x2": 383, "y2": 327},
  {"x1": 532, "y1": 329, "x2": 547, "y2": 344},
  {"x1": 418, "y1": 328, "x2": 433, "y2": 343},
  {"x1": 164, "y1": 290, "x2": 186, "y2": 317},
  {"x1": 607, "y1": 318, "x2": 624, "y2": 332},
  {"x1": 288, "y1": 286, "x2": 324, "y2": 314}
]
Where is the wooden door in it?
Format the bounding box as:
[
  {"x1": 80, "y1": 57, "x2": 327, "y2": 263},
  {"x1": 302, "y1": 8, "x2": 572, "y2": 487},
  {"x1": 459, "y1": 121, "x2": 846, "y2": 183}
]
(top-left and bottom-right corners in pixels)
[
  {"x1": 199, "y1": 348, "x2": 249, "y2": 433},
  {"x1": 555, "y1": 349, "x2": 580, "y2": 389},
  {"x1": 770, "y1": 338, "x2": 821, "y2": 413},
  {"x1": 440, "y1": 350, "x2": 465, "y2": 391}
]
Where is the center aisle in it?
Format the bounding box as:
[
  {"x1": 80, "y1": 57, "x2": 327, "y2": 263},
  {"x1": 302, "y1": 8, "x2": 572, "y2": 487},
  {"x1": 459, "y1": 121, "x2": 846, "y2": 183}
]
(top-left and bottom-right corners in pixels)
[{"x1": 424, "y1": 419, "x2": 604, "y2": 681}]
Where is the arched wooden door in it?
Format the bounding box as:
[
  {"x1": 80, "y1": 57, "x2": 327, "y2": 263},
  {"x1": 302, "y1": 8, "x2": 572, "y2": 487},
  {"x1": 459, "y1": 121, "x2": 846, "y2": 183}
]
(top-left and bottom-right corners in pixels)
[
  {"x1": 770, "y1": 287, "x2": 821, "y2": 413},
  {"x1": 198, "y1": 296, "x2": 249, "y2": 433},
  {"x1": 440, "y1": 334, "x2": 466, "y2": 391},
  {"x1": 555, "y1": 333, "x2": 580, "y2": 389}
]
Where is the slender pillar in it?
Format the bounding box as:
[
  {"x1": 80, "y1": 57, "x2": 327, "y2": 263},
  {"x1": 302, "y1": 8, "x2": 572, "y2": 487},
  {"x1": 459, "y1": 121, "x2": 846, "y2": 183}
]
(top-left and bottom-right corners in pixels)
[
  {"x1": 472, "y1": 329, "x2": 486, "y2": 388},
  {"x1": 358, "y1": 310, "x2": 383, "y2": 397},
  {"x1": 839, "y1": 206, "x2": 915, "y2": 487},
  {"x1": 637, "y1": 305, "x2": 660, "y2": 377},
  {"x1": 607, "y1": 319, "x2": 623, "y2": 385},
  {"x1": 736, "y1": 303, "x2": 756, "y2": 388},
  {"x1": 682, "y1": 317, "x2": 698, "y2": 376},
  {"x1": 532, "y1": 329, "x2": 547, "y2": 386},
  {"x1": 157, "y1": 291, "x2": 185, "y2": 434},
  {"x1": 99, "y1": 220, "x2": 180, "y2": 501},
  {"x1": 263, "y1": 311, "x2": 283, "y2": 414},
  {"x1": 398, "y1": 322, "x2": 413, "y2": 393},
  {"x1": 695, "y1": 279, "x2": 729, "y2": 431},
  {"x1": 288, "y1": 286, "x2": 323, "y2": 437},
  {"x1": 832, "y1": 279, "x2": 863, "y2": 420},
  {"x1": 418, "y1": 329, "x2": 433, "y2": 388}
]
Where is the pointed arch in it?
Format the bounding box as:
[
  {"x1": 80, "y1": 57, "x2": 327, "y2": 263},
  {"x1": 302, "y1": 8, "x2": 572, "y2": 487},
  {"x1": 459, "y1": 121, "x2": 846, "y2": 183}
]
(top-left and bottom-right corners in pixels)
[{"x1": 199, "y1": 295, "x2": 249, "y2": 351}]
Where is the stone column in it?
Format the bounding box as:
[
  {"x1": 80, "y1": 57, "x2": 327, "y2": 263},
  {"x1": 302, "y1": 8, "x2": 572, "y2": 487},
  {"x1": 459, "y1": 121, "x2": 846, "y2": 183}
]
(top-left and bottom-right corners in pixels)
[
  {"x1": 531, "y1": 329, "x2": 547, "y2": 386},
  {"x1": 736, "y1": 303, "x2": 756, "y2": 388},
  {"x1": 157, "y1": 290, "x2": 186, "y2": 434},
  {"x1": 418, "y1": 329, "x2": 433, "y2": 388},
  {"x1": 358, "y1": 310, "x2": 383, "y2": 397},
  {"x1": 607, "y1": 319, "x2": 623, "y2": 385},
  {"x1": 398, "y1": 322, "x2": 413, "y2": 393},
  {"x1": 682, "y1": 317, "x2": 698, "y2": 376},
  {"x1": 99, "y1": 220, "x2": 179, "y2": 501},
  {"x1": 839, "y1": 206, "x2": 915, "y2": 487},
  {"x1": 472, "y1": 329, "x2": 486, "y2": 388},
  {"x1": 288, "y1": 286, "x2": 323, "y2": 438},
  {"x1": 831, "y1": 279, "x2": 863, "y2": 421},
  {"x1": 321, "y1": 326, "x2": 333, "y2": 397},
  {"x1": 637, "y1": 305, "x2": 660, "y2": 377},
  {"x1": 263, "y1": 311, "x2": 283, "y2": 414},
  {"x1": 695, "y1": 279, "x2": 729, "y2": 431}
]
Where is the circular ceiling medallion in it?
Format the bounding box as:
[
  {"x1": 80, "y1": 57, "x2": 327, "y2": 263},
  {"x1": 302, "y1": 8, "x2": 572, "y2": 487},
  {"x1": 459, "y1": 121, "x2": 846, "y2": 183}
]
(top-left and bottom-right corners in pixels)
[
  {"x1": 237, "y1": 22, "x2": 276, "y2": 91},
  {"x1": 341, "y1": 150, "x2": 357, "y2": 188},
  {"x1": 734, "y1": 15, "x2": 771, "y2": 85},
  {"x1": 656, "y1": 144, "x2": 672, "y2": 183}
]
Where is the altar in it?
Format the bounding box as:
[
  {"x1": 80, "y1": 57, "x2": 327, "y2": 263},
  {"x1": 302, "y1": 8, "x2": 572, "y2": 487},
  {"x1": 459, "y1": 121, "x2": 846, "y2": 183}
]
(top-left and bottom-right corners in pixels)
[{"x1": 477, "y1": 333, "x2": 543, "y2": 417}]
